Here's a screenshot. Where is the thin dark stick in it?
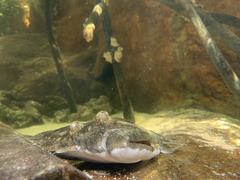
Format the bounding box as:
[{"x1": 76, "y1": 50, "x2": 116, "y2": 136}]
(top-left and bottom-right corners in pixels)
[
  {"x1": 158, "y1": 0, "x2": 240, "y2": 57},
  {"x1": 178, "y1": 0, "x2": 240, "y2": 98},
  {"x1": 101, "y1": 3, "x2": 135, "y2": 123},
  {"x1": 83, "y1": 0, "x2": 135, "y2": 122},
  {"x1": 45, "y1": 0, "x2": 77, "y2": 112}
]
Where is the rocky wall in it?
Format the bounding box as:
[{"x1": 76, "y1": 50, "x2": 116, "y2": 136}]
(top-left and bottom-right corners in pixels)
[
  {"x1": 28, "y1": 0, "x2": 240, "y2": 117},
  {"x1": 108, "y1": 0, "x2": 240, "y2": 114}
]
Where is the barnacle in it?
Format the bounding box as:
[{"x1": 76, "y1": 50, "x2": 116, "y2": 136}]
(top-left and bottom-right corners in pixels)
[
  {"x1": 103, "y1": 51, "x2": 113, "y2": 63},
  {"x1": 232, "y1": 72, "x2": 240, "y2": 90},
  {"x1": 103, "y1": 0, "x2": 110, "y2": 6},
  {"x1": 93, "y1": 4, "x2": 103, "y2": 16},
  {"x1": 83, "y1": 23, "x2": 95, "y2": 42},
  {"x1": 111, "y1": 37, "x2": 120, "y2": 47},
  {"x1": 114, "y1": 47, "x2": 123, "y2": 63}
]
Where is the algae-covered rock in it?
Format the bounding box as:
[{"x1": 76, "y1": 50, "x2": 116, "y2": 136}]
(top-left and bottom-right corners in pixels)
[
  {"x1": 54, "y1": 95, "x2": 112, "y2": 122},
  {"x1": 0, "y1": 33, "x2": 52, "y2": 92},
  {"x1": 50, "y1": 0, "x2": 240, "y2": 117},
  {"x1": 0, "y1": 33, "x2": 116, "y2": 113},
  {"x1": 77, "y1": 108, "x2": 240, "y2": 179},
  {"x1": 0, "y1": 102, "x2": 43, "y2": 128},
  {"x1": 41, "y1": 96, "x2": 68, "y2": 116},
  {"x1": 80, "y1": 134, "x2": 240, "y2": 179},
  {"x1": 0, "y1": 90, "x2": 43, "y2": 128},
  {"x1": 15, "y1": 108, "x2": 240, "y2": 179},
  {"x1": 0, "y1": 88, "x2": 112, "y2": 128}
]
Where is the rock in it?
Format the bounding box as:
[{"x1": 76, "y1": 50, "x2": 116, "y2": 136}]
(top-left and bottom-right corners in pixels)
[
  {"x1": 0, "y1": 123, "x2": 90, "y2": 180},
  {"x1": 0, "y1": 90, "x2": 43, "y2": 128},
  {"x1": 84, "y1": 95, "x2": 113, "y2": 113},
  {"x1": 3, "y1": 108, "x2": 240, "y2": 179},
  {"x1": 48, "y1": 0, "x2": 240, "y2": 117},
  {"x1": 24, "y1": 100, "x2": 43, "y2": 115},
  {"x1": 41, "y1": 96, "x2": 68, "y2": 116},
  {"x1": 0, "y1": 90, "x2": 24, "y2": 108},
  {"x1": 0, "y1": 33, "x2": 52, "y2": 92},
  {"x1": 53, "y1": 95, "x2": 112, "y2": 122},
  {"x1": 54, "y1": 109, "x2": 69, "y2": 122},
  {"x1": 0, "y1": 33, "x2": 116, "y2": 114},
  {"x1": 0, "y1": 103, "x2": 43, "y2": 128},
  {"x1": 0, "y1": 91, "x2": 6, "y2": 102},
  {"x1": 78, "y1": 135, "x2": 240, "y2": 179},
  {"x1": 76, "y1": 108, "x2": 240, "y2": 179}
]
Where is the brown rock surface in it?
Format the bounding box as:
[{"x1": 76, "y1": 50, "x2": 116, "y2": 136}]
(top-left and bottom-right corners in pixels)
[
  {"x1": 77, "y1": 108, "x2": 240, "y2": 179},
  {"x1": 0, "y1": 123, "x2": 90, "y2": 180},
  {"x1": 16, "y1": 108, "x2": 240, "y2": 179},
  {"x1": 78, "y1": 136, "x2": 240, "y2": 180},
  {"x1": 0, "y1": 33, "x2": 114, "y2": 111},
  {"x1": 53, "y1": 0, "x2": 240, "y2": 116}
]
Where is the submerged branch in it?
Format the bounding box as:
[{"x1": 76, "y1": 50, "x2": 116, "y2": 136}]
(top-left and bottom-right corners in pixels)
[
  {"x1": 159, "y1": 0, "x2": 240, "y2": 29},
  {"x1": 83, "y1": 2, "x2": 105, "y2": 42},
  {"x1": 102, "y1": 5, "x2": 135, "y2": 123},
  {"x1": 178, "y1": 0, "x2": 240, "y2": 98},
  {"x1": 83, "y1": 0, "x2": 135, "y2": 123},
  {"x1": 211, "y1": 12, "x2": 240, "y2": 29},
  {"x1": 197, "y1": 9, "x2": 240, "y2": 60},
  {"x1": 45, "y1": 0, "x2": 77, "y2": 113},
  {"x1": 159, "y1": 0, "x2": 240, "y2": 57}
]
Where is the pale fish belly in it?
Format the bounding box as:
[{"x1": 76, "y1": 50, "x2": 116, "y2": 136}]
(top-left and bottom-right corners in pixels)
[
  {"x1": 110, "y1": 147, "x2": 161, "y2": 163},
  {"x1": 55, "y1": 146, "x2": 161, "y2": 163}
]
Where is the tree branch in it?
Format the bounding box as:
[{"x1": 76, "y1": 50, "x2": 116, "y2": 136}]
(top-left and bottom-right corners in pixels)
[
  {"x1": 83, "y1": 0, "x2": 135, "y2": 123},
  {"x1": 159, "y1": 0, "x2": 240, "y2": 70},
  {"x1": 45, "y1": 0, "x2": 77, "y2": 112},
  {"x1": 178, "y1": 0, "x2": 240, "y2": 98}
]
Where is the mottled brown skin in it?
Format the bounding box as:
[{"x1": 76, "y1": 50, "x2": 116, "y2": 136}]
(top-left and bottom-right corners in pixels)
[{"x1": 31, "y1": 111, "x2": 164, "y2": 163}]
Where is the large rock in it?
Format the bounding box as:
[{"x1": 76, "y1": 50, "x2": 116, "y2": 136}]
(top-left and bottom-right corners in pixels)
[
  {"x1": 51, "y1": 0, "x2": 240, "y2": 117},
  {"x1": 11, "y1": 108, "x2": 240, "y2": 179},
  {"x1": 1, "y1": 0, "x2": 240, "y2": 117},
  {"x1": 0, "y1": 33, "x2": 116, "y2": 112},
  {"x1": 77, "y1": 108, "x2": 240, "y2": 179},
  {"x1": 0, "y1": 123, "x2": 90, "y2": 180},
  {"x1": 0, "y1": 90, "x2": 43, "y2": 128},
  {"x1": 78, "y1": 135, "x2": 240, "y2": 179},
  {"x1": 54, "y1": 95, "x2": 113, "y2": 122}
]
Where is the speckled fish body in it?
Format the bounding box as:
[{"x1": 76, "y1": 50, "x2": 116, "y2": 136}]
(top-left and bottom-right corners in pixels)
[{"x1": 32, "y1": 111, "x2": 164, "y2": 163}]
